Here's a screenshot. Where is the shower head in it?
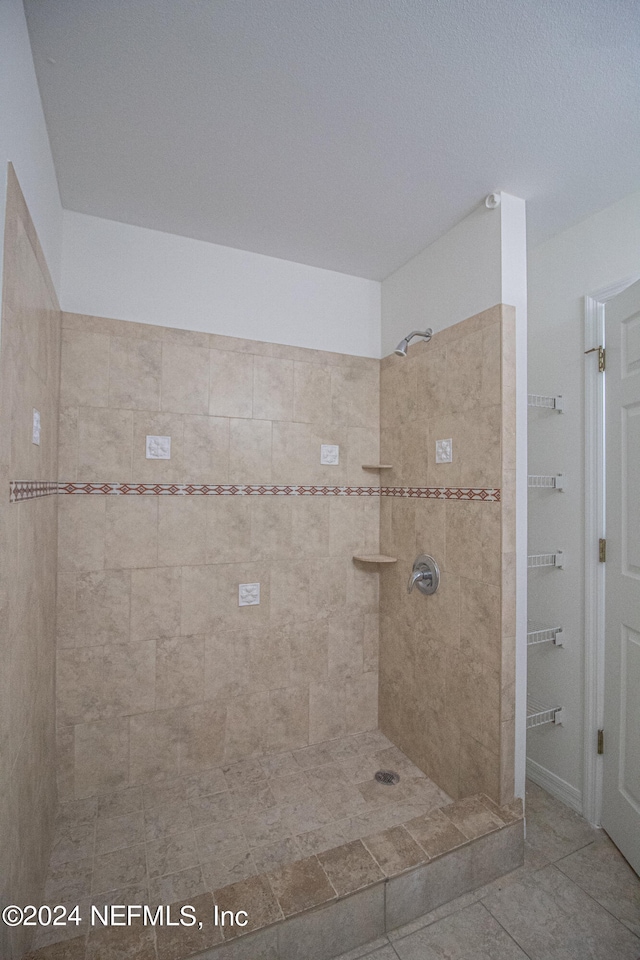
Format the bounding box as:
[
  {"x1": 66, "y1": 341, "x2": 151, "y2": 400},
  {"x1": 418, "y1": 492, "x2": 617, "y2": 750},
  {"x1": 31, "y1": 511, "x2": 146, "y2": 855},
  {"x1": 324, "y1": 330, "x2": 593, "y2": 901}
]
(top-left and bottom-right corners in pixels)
[{"x1": 394, "y1": 329, "x2": 433, "y2": 357}]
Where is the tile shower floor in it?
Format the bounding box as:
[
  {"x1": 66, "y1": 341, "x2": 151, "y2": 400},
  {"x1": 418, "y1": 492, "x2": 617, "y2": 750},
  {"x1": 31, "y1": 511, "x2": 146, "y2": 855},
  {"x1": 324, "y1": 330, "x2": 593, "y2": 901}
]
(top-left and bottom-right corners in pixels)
[{"x1": 35, "y1": 730, "x2": 450, "y2": 953}]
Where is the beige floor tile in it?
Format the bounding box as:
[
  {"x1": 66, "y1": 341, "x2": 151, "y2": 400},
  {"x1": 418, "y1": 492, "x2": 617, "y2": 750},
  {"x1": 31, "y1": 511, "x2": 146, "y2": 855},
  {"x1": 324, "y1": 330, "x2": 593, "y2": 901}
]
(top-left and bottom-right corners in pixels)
[
  {"x1": 362, "y1": 826, "x2": 427, "y2": 877},
  {"x1": 95, "y1": 811, "x2": 145, "y2": 855},
  {"x1": 155, "y1": 893, "x2": 223, "y2": 959},
  {"x1": 146, "y1": 829, "x2": 200, "y2": 878},
  {"x1": 201, "y1": 850, "x2": 258, "y2": 891},
  {"x1": 213, "y1": 874, "x2": 283, "y2": 940},
  {"x1": 143, "y1": 801, "x2": 193, "y2": 840},
  {"x1": 524, "y1": 780, "x2": 598, "y2": 863},
  {"x1": 405, "y1": 809, "x2": 467, "y2": 859},
  {"x1": 252, "y1": 837, "x2": 303, "y2": 874},
  {"x1": 555, "y1": 832, "x2": 640, "y2": 937},
  {"x1": 189, "y1": 790, "x2": 235, "y2": 827},
  {"x1": 483, "y1": 864, "x2": 640, "y2": 960},
  {"x1": 440, "y1": 796, "x2": 505, "y2": 840},
  {"x1": 148, "y1": 865, "x2": 206, "y2": 905},
  {"x1": 267, "y1": 856, "x2": 336, "y2": 917},
  {"x1": 393, "y1": 901, "x2": 528, "y2": 959},
  {"x1": 317, "y1": 840, "x2": 385, "y2": 896},
  {"x1": 92, "y1": 844, "x2": 147, "y2": 895}
]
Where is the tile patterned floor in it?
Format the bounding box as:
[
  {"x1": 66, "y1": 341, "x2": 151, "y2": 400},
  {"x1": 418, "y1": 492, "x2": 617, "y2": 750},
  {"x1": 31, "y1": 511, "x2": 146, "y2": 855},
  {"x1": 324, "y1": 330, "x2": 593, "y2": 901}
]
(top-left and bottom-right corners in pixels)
[
  {"x1": 34, "y1": 730, "x2": 450, "y2": 952},
  {"x1": 335, "y1": 780, "x2": 640, "y2": 960}
]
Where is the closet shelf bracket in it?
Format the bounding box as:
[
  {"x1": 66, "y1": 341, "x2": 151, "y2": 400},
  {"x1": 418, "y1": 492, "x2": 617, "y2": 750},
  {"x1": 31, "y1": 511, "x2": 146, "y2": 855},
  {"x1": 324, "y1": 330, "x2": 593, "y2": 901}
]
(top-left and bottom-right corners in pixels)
[
  {"x1": 527, "y1": 551, "x2": 565, "y2": 569},
  {"x1": 527, "y1": 696, "x2": 564, "y2": 729},
  {"x1": 528, "y1": 394, "x2": 564, "y2": 412},
  {"x1": 527, "y1": 622, "x2": 564, "y2": 646}
]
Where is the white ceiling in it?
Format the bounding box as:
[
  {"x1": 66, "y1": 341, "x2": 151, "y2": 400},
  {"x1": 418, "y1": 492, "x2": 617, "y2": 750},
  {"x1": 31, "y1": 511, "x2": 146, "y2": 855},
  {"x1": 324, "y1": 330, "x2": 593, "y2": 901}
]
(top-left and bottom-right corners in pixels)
[{"x1": 24, "y1": 0, "x2": 640, "y2": 280}]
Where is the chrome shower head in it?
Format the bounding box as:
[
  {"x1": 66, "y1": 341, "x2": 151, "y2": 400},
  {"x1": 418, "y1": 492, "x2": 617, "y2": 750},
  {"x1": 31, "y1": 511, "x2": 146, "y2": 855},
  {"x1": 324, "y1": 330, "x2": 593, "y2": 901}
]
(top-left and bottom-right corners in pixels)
[{"x1": 394, "y1": 329, "x2": 433, "y2": 357}]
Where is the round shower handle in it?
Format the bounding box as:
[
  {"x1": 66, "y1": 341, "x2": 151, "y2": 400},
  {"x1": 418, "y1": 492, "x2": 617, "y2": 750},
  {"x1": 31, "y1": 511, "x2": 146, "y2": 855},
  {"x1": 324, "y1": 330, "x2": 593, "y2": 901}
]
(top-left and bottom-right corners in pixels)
[{"x1": 407, "y1": 555, "x2": 440, "y2": 596}]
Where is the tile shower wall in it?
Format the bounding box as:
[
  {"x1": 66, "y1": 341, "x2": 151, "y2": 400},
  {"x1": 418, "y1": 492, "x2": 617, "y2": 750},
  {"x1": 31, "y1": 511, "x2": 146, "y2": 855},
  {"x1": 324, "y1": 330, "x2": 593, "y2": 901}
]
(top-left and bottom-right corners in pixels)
[
  {"x1": 0, "y1": 166, "x2": 61, "y2": 959},
  {"x1": 378, "y1": 305, "x2": 516, "y2": 805},
  {"x1": 56, "y1": 312, "x2": 381, "y2": 798}
]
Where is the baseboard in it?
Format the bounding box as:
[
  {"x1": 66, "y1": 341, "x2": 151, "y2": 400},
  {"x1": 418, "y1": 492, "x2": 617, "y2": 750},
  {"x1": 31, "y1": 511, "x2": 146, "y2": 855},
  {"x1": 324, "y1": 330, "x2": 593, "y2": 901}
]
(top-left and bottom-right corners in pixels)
[{"x1": 526, "y1": 758, "x2": 583, "y2": 814}]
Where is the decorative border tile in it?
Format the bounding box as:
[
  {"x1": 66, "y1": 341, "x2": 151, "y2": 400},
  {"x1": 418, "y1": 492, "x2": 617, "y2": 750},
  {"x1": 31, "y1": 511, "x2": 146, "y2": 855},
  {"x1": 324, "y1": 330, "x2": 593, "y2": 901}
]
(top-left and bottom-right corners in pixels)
[
  {"x1": 9, "y1": 481, "x2": 59, "y2": 503},
  {"x1": 11, "y1": 482, "x2": 500, "y2": 503},
  {"x1": 380, "y1": 486, "x2": 500, "y2": 502},
  {"x1": 56, "y1": 482, "x2": 382, "y2": 497}
]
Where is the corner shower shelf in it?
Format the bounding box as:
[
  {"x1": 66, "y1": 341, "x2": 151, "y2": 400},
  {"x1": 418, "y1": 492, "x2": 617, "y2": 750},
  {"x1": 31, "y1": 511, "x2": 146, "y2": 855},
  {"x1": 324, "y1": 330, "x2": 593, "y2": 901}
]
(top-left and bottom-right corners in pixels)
[
  {"x1": 528, "y1": 394, "x2": 564, "y2": 412},
  {"x1": 527, "y1": 695, "x2": 564, "y2": 729},
  {"x1": 528, "y1": 473, "x2": 565, "y2": 491},
  {"x1": 352, "y1": 554, "x2": 397, "y2": 563},
  {"x1": 528, "y1": 551, "x2": 565, "y2": 569},
  {"x1": 527, "y1": 621, "x2": 564, "y2": 646},
  {"x1": 361, "y1": 464, "x2": 393, "y2": 470}
]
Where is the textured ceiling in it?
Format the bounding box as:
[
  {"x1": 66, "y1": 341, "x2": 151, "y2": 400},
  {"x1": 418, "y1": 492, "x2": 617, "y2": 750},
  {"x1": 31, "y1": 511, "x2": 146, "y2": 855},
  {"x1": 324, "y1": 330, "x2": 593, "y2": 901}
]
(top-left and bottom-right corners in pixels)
[{"x1": 24, "y1": 0, "x2": 640, "y2": 279}]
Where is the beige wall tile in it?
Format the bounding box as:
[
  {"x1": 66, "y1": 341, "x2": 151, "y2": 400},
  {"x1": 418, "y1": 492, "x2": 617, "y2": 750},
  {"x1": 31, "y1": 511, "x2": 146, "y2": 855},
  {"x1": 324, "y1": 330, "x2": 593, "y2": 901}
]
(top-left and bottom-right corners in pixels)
[
  {"x1": 250, "y1": 497, "x2": 293, "y2": 561},
  {"x1": 272, "y1": 421, "x2": 347, "y2": 485},
  {"x1": 328, "y1": 615, "x2": 364, "y2": 679},
  {"x1": 206, "y1": 497, "x2": 251, "y2": 563},
  {"x1": 290, "y1": 620, "x2": 329, "y2": 685},
  {"x1": 445, "y1": 328, "x2": 484, "y2": 415},
  {"x1": 60, "y1": 330, "x2": 110, "y2": 407},
  {"x1": 459, "y1": 577, "x2": 501, "y2": 672},
  {"x1": 229, "y1": 418, "x2": 272, "y2": 481},
  {"x1": 180, "y1": 701, "x2": 226, "y2": 775},
  {"x1": 181, "y1": 566, "x2": 214, "y2": 635},
  {"x1": 162, "y1": 342, "x2": 210, "y2": 415},
  {"x1": 249, "y1": 623, "x2": 291, "y2": 690},
  {"x1": 131, "y1": 412, "x2": 184, "y2": 482},
  {"x1": 105, "y1": 497, "x2": 158, "y2": 568},
  {"x1": 444, "y1": 501, "x2": 483, "y2": 575},
  {"x1": 58, "y1": 496, "x2": 106, "y2": 572},
  {"x1": 129, "y1": 709, "x2": 181, "y2": 784},
  {"x1": 204, "y1": 627, "x2": 251, "y2": 702},
  {"x1": 329, "y1": 499, "x2": 365, "y2": 557},
  {"x1": 74, "y1": 718, "x2": 130, "y2": 797},
  {"x1": 158, "y1": 497, "x2": 207, "y2": 566},
  {"x1": 346, "y1": 427, "x2": 380, "y2": 485},
  {"x1": 224, "y1": 693, "x2": 269, "y2": 762},
  {"x1": 58, "y1": 405, "x2": 78, "y2": 480},
  {"x1": 130, "y1": 567, "x2": 181, "y2": 641},
  {"x1": 156, "y1": 636, "x2": 205, "y2": 709},
  {"x1": 290, "y1": 497, "x2": 330, "y2": 558},
  {"x1": 183, "y1": 415, "x2": 229, "y2": 483},
  {"x1": 331, "y1": 364, "x2": 379, "y2": 428},
  {"x1": 309, "y1": 680, "x2": 346, "y2": 743},
  {"x1": 414, "y1": 343, "x2": 447, "y2": 422},
  {"x1": 253, "y1": 356, "x2": 294, "y2": 421},
  {"x1": 269, "y1": 560, "x2": 308, "y2": 624},
  {"x1": 293, "y1": 362, "x2": 331, "y2": 423},
  {"x1": 346, "y1": 673, "x2": 378, "y2": 735},
  {"x1": 77, "y1": 407, "x2": 133, "y2": 479},
  {"x1": 209, "y1": 350, "x2": 253, "y2": 418},
  {"x1": 268, "y1": 687, "x2": 309, "y2": 753},
  {"x1": 58, "y1": 570, "x2": 130, "y2": 647},
  {"x1": 109, "y1": 336, "x2": 162, "y2": 410}
]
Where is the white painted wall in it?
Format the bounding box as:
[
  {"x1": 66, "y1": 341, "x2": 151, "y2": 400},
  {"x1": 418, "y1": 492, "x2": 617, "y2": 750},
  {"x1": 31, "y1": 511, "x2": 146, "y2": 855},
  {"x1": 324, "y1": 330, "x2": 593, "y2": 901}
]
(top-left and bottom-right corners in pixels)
[
  {"x1": 0, "y1": 0, "x2": 63, "y2": 294},
  {"x1": 61, "y1": 211, "x2": 381, "y2": 357},
  {"x1": 527, "y1": 189, "x2": 640, "y2": 806},
  {"x1": 382, "y1": 194, "x2": 528, "y2": 799},
  {"x1": 500, "y1": 194, "x2": 528, "y2": 804},
  {"x1": 380, "y1": 201, "x2": 503, "y2": 356}
]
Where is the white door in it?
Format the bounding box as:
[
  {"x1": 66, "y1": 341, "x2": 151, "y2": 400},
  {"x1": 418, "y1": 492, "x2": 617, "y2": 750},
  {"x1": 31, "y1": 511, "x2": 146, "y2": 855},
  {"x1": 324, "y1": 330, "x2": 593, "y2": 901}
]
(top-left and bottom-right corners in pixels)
[{"x1": 602, "y1": 278, "x2": 640, "y2": 874}]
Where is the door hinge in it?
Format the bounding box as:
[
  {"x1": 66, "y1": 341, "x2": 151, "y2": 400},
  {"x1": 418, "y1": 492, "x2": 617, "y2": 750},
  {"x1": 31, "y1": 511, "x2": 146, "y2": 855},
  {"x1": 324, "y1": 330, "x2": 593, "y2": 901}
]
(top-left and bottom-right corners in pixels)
[
  {"x1": 585, "y1": 345, "x2": 605, "y2": 372},
  {"x1": 599, "y1": 538, "x2": 606, "y2": 563},
  {"x1": 597, "y1": 729, "x2": 604, "y2": 755}
]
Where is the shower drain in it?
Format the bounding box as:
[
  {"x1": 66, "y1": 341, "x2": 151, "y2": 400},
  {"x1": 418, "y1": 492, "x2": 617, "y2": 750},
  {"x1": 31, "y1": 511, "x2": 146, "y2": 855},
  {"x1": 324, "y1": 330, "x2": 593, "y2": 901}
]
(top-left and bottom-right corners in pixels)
[{"x1": 374, "y1": 770, "x2": 400, "y2": 786}]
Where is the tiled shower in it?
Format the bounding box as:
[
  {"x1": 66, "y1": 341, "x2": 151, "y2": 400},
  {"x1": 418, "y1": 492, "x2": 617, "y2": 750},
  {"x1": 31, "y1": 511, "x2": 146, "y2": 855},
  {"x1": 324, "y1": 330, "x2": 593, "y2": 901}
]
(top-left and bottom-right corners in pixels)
[{"x1": 1, "y1": 167, "x2": 521, "y2": 960}]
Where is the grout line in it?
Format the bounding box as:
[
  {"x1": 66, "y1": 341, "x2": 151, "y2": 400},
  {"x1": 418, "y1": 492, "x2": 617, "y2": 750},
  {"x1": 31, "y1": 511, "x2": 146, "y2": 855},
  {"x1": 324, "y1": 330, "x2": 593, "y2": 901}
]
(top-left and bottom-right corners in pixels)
[{"x1": 479, "y1": 899, "x2": 536, "y2": 960}]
